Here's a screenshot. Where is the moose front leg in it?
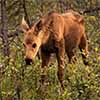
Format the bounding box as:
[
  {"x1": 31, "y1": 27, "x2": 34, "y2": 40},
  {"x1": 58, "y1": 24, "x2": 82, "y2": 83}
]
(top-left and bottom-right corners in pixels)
[
  {"x1": 40, "y1": 50, "x2": 51, "y2": 84},
  {"x1": 55, "y1": 39, "x2": 65, "y2": 89},
  {"x1": 37, "y1": 51, "x2": 51, "y2": 97}
]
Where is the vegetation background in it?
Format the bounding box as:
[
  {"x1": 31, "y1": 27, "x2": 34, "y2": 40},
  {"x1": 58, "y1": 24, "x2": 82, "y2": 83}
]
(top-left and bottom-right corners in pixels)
[{"x1": 0, "y1": 0, "x2": 100, "y2": 100}]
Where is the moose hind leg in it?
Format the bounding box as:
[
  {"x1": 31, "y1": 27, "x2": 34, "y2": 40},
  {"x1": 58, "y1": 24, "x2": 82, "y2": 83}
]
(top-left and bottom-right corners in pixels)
[
  {"x1": 67, "y1": 48, "x2": 77, "y2": 64},
  {"x1": 79, "y1": 34, "x2": 89, "y2": 65}
]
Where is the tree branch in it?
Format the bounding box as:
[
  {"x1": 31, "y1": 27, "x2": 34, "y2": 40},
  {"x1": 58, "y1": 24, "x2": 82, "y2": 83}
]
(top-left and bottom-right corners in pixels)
[
  {"x1": 8, "y1": 29, "x2": 22, "y2": 38},
  {"x1": 21, "y1": 0, "x2": 31, "y2": 26},
  {"x1": 1, "y1": 0, "x2": 10, "y2": 56},
  {"x1": 8, "y1": 6, "x2": 21, "y2": 18},
  {"x1": 7, "y1": 0, "x2": 19, "y2": 11},
  {"x1": 83, "y1": 6, "x2": 100, "y2": 14}
]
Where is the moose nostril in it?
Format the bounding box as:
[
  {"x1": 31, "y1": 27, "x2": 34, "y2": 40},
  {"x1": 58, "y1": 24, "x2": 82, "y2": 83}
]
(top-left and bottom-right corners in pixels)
[{"x1": 25, "y1": 58, "x2": 32, "y2": 65}]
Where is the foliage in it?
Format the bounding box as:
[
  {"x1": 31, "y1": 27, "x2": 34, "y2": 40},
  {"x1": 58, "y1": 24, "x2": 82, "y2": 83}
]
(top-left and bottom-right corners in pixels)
[{"x1": 0, "y1": 0, "x2": 100, "y2": 100}]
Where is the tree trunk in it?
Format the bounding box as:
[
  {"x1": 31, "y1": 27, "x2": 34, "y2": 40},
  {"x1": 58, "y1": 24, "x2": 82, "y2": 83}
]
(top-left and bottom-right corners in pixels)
[
  {"x1": 21, "y1": 0, "x2": 30, "y2": 26},
  {"x1": 1, "y1": 0, "x2": 10, "y2": 56},
  {"x1": 0, "y1": 86, "x2": 2, "y2": 100}
]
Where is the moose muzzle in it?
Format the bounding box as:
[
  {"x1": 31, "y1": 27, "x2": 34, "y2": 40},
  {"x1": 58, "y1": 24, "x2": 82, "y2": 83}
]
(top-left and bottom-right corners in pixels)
[{"x1": 25, "y1": 58, "x2": 33, "y2": 65}]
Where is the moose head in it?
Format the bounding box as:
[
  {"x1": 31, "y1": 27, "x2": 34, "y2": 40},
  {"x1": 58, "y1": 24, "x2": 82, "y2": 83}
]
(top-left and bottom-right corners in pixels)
[{"x1": 21, "y1": 17, "x2": 44, "y2": 65}]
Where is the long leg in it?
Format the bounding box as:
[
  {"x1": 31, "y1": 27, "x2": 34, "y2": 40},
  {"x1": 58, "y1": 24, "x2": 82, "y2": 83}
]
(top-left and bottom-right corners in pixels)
[
  {"x1": 41, "y1": 51, "x2": 50, "y2": 68},
  {"x1": 37, "y1": 50, "x2": 51, "y2": 96},
  {"x1": 55, "y1": 39, "x2": 65, "y2": 89},
  {"x1": 40, "y1": 50, "x2": 51, "y2": 83},
  {"x1": 79, "y1": 34, "x2": 89, "y2": 65},
  {"x1": 67, "y1": 48, "x2": 77, "y2": 64}
]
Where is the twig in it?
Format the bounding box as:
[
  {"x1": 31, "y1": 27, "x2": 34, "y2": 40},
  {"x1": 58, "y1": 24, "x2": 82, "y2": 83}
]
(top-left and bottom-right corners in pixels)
[{"x1": 82, "y1": 6, "x2": 100, "y2": 14}]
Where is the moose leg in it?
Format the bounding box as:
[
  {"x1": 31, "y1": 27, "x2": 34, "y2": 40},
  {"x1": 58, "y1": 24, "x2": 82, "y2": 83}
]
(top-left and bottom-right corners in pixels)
[
  {"x1": 67, "y1": 49, "x2": 77, "y2": 64},
  {"x1": 79, "y1": 34, "x2": 89, "y2": 65},
  {"x1": 40, "y1": 51, "x2": 51, "y2": 84},
  {"x1": 55, "y1": 39, "x2": 65, "y2": 89}
]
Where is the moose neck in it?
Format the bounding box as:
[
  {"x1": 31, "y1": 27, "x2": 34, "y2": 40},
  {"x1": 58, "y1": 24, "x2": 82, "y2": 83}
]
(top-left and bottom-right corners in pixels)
[{"x1": 40, "y1": 29, "x2": 50, "y2": 45}]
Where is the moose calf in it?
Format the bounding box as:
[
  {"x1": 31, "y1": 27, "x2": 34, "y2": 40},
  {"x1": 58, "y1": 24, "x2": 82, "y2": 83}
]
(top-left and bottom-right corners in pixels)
[{"x1": 21, "y1": 10, "x2": 88, "y2": 89}]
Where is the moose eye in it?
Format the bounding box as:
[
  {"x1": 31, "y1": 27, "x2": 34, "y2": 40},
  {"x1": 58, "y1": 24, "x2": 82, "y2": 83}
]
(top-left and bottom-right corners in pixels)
[{"x1": 32, "y1": 43, "x2": 37, "y2": 48}]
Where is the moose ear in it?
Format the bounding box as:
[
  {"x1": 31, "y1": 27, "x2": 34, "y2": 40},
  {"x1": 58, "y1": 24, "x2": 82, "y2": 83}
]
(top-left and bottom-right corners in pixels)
[
  {"x1": 21, "y1": 17, "x2": 29, "y2": 33},
  {"x1": 35, "y1": 20, "x2": 42, "y2": 31}
]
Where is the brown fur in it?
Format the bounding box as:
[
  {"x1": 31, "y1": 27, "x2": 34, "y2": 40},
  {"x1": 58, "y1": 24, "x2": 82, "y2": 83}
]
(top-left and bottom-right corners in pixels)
[{"x1": 21, "y1": 10, "x2": 88, "y2": 89}]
